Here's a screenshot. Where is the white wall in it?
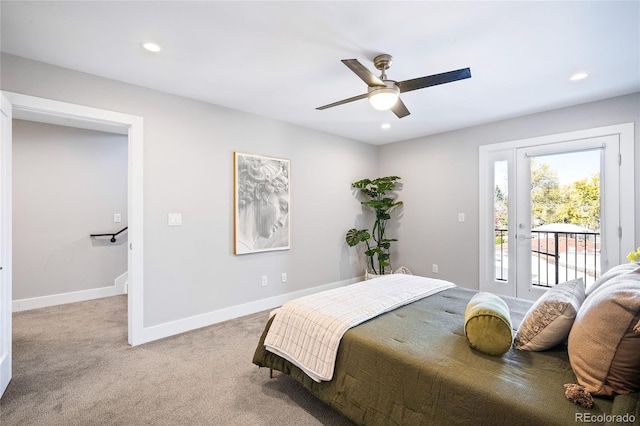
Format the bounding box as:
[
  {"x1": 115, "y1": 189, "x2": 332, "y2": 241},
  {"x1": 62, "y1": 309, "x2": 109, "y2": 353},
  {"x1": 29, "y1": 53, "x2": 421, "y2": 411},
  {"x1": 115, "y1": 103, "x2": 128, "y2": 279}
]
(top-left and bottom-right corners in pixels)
[
  {"x1": 1, "y1": 53, "x2": 377, "y2": 327},
  {"x1": 379, "y1": 92, "x2": 639, "y2": 289},
  {"x1": 12, "y1": 120, "x2": 128, "y2": 300},
  {"x1": 3, "y1": 53, "x2": 637, "y2": 335}
]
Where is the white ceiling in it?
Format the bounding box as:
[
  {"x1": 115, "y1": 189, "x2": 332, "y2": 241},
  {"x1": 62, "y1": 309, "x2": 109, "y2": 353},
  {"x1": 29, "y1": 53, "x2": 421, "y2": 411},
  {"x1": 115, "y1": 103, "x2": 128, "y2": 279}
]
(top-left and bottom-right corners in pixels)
[{"x1": 1, "y1": 1, "x2": 638, "y2": 145}]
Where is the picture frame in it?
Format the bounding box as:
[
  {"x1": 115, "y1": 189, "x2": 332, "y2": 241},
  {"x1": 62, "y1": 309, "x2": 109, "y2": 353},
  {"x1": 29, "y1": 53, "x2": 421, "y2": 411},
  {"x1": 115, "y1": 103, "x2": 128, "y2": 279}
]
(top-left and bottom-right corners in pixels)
[{"x1": 234, "y1": 152, "x2": 291, "y2": 255}]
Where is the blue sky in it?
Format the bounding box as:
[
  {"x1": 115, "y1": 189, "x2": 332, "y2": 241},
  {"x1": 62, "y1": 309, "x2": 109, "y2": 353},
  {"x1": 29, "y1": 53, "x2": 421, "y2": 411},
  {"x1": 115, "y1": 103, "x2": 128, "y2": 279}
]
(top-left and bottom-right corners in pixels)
[
  {"x1": 493, "y1": 148, "x2": 600, "y2": 194},
  {"x1": 535, "y1": 149, "x2": 600, "y2": 186}
]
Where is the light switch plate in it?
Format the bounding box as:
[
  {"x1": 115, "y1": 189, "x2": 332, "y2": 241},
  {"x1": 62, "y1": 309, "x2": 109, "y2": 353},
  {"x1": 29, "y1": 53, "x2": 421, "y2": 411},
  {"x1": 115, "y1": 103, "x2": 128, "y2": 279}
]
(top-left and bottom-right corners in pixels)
[{"x1": 168, "y1": 213, "x2": 182, "y2": 226}]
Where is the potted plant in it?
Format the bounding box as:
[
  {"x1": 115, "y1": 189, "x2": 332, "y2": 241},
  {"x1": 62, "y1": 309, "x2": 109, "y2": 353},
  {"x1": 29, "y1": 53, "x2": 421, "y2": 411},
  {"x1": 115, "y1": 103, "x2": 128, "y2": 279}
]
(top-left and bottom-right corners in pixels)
[
  {"x1": 628, "y1": 247, "x2": 640, "y2": 263},
  {"x1": 345, "y1": 176, "x2": 403, "y2": 278}
]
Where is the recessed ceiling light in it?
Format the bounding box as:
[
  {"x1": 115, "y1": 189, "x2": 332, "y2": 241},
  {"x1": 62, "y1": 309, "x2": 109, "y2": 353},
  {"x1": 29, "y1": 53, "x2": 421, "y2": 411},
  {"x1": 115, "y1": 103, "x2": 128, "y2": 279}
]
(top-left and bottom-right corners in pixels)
[
  {"x1": 381, "y1": 123, "x2": 391, "y2": 130},
  {"x1": 570, "y1": 72, "x2": 588, "y2": 81},
  {"x1": 142, "y1": 42, "x2": 161, "y2": 53}
]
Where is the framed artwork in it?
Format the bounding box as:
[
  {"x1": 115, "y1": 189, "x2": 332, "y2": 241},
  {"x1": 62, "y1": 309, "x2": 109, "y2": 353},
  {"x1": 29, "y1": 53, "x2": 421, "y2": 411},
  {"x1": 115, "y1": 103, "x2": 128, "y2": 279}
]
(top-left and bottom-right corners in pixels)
[{"x1": 234, "y1": 152, "x2": 290, "y2": 255}]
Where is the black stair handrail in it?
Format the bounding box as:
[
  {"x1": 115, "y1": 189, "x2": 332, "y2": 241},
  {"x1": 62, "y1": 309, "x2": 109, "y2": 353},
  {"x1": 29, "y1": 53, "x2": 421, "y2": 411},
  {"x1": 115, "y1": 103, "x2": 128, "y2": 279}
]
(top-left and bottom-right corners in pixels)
[{"x1": 90, "y1": 226, "x2": 128, "y2": 243}]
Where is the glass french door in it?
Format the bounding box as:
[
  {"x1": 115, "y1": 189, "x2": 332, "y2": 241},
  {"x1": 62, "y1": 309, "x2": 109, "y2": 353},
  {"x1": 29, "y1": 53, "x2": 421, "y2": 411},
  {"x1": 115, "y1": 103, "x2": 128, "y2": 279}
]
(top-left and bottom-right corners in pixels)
[
  {"x1": 479, "y1": 124, "x2": 633, "y2": 301},
  {"x1": 514, "y1": 137, "x2": 619, "y2": 300}
]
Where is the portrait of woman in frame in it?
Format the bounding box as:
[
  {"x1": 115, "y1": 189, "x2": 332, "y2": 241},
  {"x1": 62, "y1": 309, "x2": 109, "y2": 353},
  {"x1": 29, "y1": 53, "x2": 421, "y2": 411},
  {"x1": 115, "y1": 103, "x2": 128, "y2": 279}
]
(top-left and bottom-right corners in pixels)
[{"x1": 234, "y1": 152, "x2": 290, "y2": 254}]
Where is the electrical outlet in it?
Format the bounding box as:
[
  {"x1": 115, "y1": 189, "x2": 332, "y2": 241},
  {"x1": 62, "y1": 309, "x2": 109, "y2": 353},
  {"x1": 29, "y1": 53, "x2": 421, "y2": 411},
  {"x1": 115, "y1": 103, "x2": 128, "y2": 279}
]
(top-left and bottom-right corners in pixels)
[
  {"x1": 168, "y1": 213, "x2": 182, "y2": 226},
  {"x1": 281, "y1": 272, "x2": 287, "y2": 283},
  {"x1": 432, "y1": 264, "x2": 439, "y2": 274},
  {"x1": 458, "y1": 213, "x2": 465, "y2": 223},
  {"x1": 114, "y1": 213, "x2": 122, "y2": 223},
  {"x1": 261, "y1": 275, "x2": 268, "y2": 287}
]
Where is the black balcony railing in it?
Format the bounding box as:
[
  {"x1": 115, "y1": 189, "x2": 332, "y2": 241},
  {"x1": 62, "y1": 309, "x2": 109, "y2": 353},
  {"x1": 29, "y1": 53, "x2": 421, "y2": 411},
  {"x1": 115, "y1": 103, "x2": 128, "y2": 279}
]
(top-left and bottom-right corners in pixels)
[
  {"x1": 495, "y1": 229, "x2": 508, "y2": 281},
  {"x1": 494, "y1": 229, "x2": 600, "y2": 287}
]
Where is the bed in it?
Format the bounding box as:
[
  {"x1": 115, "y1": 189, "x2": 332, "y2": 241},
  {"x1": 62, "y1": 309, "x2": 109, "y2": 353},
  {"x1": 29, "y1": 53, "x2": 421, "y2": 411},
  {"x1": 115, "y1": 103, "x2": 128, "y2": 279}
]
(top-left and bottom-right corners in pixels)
[{"x1": 252, "y1": 275, "x2": 640, "y2": 425}]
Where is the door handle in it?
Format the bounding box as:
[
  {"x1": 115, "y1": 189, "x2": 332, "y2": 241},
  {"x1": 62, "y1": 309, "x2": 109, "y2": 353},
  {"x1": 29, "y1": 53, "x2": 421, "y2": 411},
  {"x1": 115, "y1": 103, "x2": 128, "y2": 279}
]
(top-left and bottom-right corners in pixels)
[{"x1": 518, "y1": 234, "x2": 534, "y2": 241}]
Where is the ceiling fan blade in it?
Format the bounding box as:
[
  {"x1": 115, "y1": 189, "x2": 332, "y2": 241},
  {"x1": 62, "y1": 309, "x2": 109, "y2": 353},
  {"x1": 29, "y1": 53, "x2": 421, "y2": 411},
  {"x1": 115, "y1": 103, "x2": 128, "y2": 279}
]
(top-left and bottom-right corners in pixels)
[
  {"x1": 316, "y1": 93, "x2": 368, "y2": 110},
  {"x1": 397, "y1": 68, "x2": 471, "y2": 93},
  {"x1": 342, "y1": 59, "x2": 386, "y2": 87},
  {"x1": 390, "y1": 98, "x2": 410, "y2": 118}
]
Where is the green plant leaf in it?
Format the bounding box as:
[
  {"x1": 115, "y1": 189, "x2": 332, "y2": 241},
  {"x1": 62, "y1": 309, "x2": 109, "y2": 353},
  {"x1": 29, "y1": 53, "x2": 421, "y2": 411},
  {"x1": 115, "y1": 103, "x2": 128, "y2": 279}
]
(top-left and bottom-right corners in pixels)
[
  {"x1": 351, "y1": 179, "x2": 372, "y2": 189},
  {"x1": 345, "y1": 228, "x2": 370, "y2": 247},
  {"x1": 364, "y1": 248, "x2": 382, "y2": 257}
]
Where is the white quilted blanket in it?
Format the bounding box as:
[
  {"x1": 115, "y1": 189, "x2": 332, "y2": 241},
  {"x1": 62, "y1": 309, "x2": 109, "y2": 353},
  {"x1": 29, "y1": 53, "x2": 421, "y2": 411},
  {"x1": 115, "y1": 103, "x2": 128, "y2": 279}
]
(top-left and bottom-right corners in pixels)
[{"x1": 263, "y1": 274, "x2": 456, "y2": 382}]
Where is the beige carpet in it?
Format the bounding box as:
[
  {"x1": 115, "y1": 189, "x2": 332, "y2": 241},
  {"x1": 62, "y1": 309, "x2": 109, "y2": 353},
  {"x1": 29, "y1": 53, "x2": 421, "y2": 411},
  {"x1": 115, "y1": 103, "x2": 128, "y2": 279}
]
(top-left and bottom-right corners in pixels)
[{"x1": 0, "y1": 296, "x2": 353, "y2": 425}]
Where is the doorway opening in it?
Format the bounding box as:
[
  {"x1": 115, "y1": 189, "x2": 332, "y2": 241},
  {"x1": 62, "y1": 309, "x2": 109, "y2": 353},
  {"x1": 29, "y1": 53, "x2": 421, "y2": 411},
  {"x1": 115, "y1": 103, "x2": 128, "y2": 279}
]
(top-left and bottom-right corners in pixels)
[
  {"x1": 1, "y1": 91, "x2": 144, "y2": 347},
  {"x1": 12, "y1": 120, "x2": 128, "y2": 310}
]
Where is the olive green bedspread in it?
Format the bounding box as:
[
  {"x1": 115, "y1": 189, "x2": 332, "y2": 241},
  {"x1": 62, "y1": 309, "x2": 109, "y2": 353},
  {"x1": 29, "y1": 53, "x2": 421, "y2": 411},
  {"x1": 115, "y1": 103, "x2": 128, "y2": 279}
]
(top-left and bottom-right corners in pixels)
[{"x1": 253, "y1": 287, "x2": 639, "y2": 425}]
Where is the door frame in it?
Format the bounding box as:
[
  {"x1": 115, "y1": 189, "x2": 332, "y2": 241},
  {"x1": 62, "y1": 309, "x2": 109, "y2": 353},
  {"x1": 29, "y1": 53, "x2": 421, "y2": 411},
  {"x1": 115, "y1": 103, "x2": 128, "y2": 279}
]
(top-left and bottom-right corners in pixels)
[
  {"x1": 0, "y1": 91, "x2": 145, "y2": 346},
  {"x1": 479, "y1": 123, "x2": 635, "y2": 297},
  {"x1": 0, "y1": 94, "x2": 12, "y2": 397}
]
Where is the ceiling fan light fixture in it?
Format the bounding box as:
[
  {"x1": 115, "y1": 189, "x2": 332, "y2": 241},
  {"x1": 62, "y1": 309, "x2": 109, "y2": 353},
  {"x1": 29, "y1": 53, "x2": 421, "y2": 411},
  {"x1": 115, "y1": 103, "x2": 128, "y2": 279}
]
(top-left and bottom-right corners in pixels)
[
  {"x1": 368, "y1": 84, "x2": 400, "y2": 110},
  {"x1": 316, "y1": 54, "x2": 471, "y2": 119}
]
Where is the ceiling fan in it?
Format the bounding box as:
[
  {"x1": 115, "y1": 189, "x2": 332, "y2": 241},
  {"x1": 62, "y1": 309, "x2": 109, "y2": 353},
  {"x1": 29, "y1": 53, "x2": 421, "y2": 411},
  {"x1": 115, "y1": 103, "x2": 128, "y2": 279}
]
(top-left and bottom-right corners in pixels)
[{"x1": 316, "y1": 54, "x2": 471, "y2": 118}]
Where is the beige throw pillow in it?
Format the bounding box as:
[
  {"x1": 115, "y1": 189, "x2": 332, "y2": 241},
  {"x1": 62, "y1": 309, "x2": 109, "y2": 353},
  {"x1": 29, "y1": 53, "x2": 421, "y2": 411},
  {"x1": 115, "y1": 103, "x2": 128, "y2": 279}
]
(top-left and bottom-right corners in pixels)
[
  {"x1": 585, "y1": 262, "x2": 639, "y2": 297},
  {"x1": 514, "y1": 278, "x2": 585, "y2": 351},
  {"x1": 567, "y1": 268, "x2": 640, "y2": 396},
  {"x1": 605, "y1": 313, "x2": 640, "y2": 394}
]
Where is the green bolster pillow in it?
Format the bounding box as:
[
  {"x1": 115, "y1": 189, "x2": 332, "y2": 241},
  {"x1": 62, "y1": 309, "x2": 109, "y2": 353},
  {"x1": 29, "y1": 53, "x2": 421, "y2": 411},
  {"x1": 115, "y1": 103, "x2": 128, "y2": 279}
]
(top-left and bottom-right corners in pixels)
[{"x1": 464, "y1": 292, "x2": 513, "y2": 356}]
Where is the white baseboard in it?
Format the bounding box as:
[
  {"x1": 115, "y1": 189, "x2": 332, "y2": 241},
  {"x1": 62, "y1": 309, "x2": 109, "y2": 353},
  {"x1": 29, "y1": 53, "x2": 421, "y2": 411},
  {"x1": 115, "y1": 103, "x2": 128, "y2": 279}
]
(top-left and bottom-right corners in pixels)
[
  {"x1": 12, "y1": 275, "x2": 362, "y2": 343},
  {"x1": 115, "y1": 271, "x2": 128, "y2": 294},
  {"x1": 134, "y1": 276, "x2": 362, "y2": 346},
  {"x1": 13, "y1": 282, "x2": 127, "y2": 312}
]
